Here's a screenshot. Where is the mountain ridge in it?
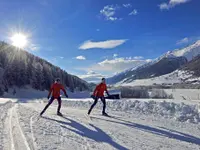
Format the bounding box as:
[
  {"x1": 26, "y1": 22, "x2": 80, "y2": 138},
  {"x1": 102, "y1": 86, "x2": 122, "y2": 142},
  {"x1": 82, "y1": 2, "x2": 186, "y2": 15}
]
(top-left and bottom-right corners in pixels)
[{"x1": 107, "y1": 40, "x2": 200, "y2": 85}]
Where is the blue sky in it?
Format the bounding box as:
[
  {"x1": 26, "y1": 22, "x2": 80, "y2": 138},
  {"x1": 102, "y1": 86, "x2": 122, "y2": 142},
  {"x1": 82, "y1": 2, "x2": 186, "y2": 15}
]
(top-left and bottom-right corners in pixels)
[{"x1": 0, "y1": 0, "x2": 200, "y2": 82}]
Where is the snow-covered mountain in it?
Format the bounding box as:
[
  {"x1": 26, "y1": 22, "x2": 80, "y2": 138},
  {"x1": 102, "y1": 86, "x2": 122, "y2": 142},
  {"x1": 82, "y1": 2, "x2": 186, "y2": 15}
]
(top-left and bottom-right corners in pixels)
[
  {"x1": 107, "y1": 56, "x2": 187, "y2": 84},
  {"x1": 167, "y1": 40, "x2": 200, "y2": 61},
  {"x1": 107, "y1": 40, "x2": 200, "y2": 85},
  {"x1": 119, "y1": 51, "x2": 200, "y2": 87}
]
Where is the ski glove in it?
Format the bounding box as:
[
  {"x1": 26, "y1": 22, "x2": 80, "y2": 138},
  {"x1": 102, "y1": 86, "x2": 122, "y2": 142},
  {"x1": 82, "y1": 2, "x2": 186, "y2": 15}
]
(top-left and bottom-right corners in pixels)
[
  {"x1": 91, "y1": 95, "x2": 96, "y2": 99},
  {"x1": 47, "y1": 96, "x2": 50, "y2": 99},
  {"x1": 65, "y1": 94, "x2": 69, "y2": 98}
]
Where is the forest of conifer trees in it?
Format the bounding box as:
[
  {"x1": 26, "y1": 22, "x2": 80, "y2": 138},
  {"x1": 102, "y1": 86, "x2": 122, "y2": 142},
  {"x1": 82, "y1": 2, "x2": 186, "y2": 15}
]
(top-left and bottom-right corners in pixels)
[{"x1": 0, "y1": 42, "x2": 89, "y2": 95}]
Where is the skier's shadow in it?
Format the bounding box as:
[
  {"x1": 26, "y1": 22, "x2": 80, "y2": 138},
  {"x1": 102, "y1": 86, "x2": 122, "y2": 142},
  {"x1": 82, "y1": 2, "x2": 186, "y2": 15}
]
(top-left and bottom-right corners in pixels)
[
  {"x1": 42, "y1": 116, "x2": 128, "y2": 150},
  {"x1": 91, "y1": 116, "x2": 200, "y2": 146}
]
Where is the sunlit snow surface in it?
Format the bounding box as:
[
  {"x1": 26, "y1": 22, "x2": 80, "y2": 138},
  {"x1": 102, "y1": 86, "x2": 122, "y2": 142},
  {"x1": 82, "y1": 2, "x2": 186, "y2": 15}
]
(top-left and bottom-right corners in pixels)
[{"x1": 0, "y1": 98, "x2": 200, "y2": 150}]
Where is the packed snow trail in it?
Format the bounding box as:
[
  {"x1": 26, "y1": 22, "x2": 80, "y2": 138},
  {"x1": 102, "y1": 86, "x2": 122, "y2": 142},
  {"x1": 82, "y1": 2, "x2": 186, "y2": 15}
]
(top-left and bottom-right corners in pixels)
[
  {"x1": 8, "y1": 105, "x2": 31, "y2": 150},
  {"x1": 0, "y1": 100, "x2": 200, "y2": 150}
]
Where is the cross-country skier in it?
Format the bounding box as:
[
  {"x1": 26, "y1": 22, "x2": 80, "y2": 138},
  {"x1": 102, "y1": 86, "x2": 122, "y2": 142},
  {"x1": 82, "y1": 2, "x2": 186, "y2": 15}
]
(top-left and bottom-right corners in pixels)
[
  {"x1": 40, "y1": 78, "x2": 68, "y2": 116},
  {"x1": 88, "y1": 78, "x2": 110, "y2": 116}
]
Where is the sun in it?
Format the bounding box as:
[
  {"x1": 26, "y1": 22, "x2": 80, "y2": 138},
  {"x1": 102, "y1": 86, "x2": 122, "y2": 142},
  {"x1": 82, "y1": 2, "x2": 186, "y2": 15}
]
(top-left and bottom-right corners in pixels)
[{"x1": 11, "y1": 33, "x2": 27, "y2": 48}]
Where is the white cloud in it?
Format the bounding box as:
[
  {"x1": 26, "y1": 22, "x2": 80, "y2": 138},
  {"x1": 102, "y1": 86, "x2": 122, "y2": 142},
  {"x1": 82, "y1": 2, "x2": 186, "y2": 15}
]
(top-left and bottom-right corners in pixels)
[
  {"x1": 79, "y1": 71, "x2": 104, "y2": 83},
  {"x1": 170, "y1": 0, "x2": 191, "y2": 5},
  {"x1": 109, "y1": 17, "x2": 118, "y2": 21},
  {"x1": 159, "y1": 0, "x2": 191, "y2": 10},
  {"x1": 60, "y1": 56, "x2": 64, "y2": 59},
  {"x1": 176, "y1": 37, "x2": 189, "y2": 45},
  {"x1": 123, "y1": 4, "x2": 132, "y2": 8},
  {"x1": 80, "y1": 57, "x2": 150, "y2": 74},
  {"x1": 100, "y1": 4, "x2": 138, "y2": 21},
  {"x1": 76, "y1": 55, "x2": 86, "y2": 60},
  {"x1": 79, "y1": 39, "x2": 127, "y2": 50},
  {"x1": 159, "y1": 3, "x2": 170, "y2": 10},
  {"x1": 100, "y1": 5, "x2": 120, "y2": 21},
  {"x1": 113, "y1": 54, "x2": 118, "y2": 57},
  {"x1": 129, "y1": 9, "x2": 138, "y2": 15},
  {"x1": 133, "y1": 56, "x2": 144, "y2": 59}
]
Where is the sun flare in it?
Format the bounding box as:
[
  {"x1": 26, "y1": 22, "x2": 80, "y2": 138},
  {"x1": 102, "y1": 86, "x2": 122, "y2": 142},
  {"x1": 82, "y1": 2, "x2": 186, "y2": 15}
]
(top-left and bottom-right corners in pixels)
[{"x1": 11, "y1": 33, "x2": 27, "y2": 48}]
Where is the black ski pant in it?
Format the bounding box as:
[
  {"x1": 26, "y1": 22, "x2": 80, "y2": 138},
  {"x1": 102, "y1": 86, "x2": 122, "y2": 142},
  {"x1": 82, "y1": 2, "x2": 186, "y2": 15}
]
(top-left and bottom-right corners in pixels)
[
  {"x1": 88, "y1": 97, "x2": 106, "y2": 114},
  {"x1": 41, "y1": 97, "x2": 62, "y2": 114}
]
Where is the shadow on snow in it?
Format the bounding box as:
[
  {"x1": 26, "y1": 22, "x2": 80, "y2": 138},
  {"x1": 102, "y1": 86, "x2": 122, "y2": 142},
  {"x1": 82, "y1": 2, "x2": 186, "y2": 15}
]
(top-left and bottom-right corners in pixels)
[
  {"x1": 91, "y1": 115, "x2": 200, "y2": 146},
  {"x1": 42, "y1": 116, "x2": 128, "y2": 150}
]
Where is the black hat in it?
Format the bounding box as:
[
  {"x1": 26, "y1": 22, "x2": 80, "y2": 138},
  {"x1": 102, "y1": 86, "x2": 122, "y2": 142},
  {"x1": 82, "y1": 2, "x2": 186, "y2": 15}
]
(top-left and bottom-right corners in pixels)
[{"x1": 56, "y1": 78, "x2": 60, "y2": 82}]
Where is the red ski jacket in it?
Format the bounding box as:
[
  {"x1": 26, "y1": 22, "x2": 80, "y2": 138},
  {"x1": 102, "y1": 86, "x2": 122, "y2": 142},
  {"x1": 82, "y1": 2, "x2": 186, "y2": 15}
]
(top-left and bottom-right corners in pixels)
[
  {"x1": 93, "y1": 83, "x2": 108, "y2": 97},
  {"x1": 48, "y1": 83, "x2": 67, "y2": 98}
]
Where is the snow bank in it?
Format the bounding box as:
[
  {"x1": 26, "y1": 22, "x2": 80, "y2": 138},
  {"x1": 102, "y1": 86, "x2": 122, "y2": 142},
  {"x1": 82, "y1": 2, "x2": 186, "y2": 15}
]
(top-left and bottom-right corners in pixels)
[
  {"x1": 60, "y1": 99, "x2": 200, "y2": 124},
  {"x1": 2, "y1": 88, "x2": 48, "y2": 99},
  {"x1": 0, "y1": 98, "x2": 17, "y2": 104},
  {"x1": 2, "y1": 87, "x2": 91, "y2": 99}
]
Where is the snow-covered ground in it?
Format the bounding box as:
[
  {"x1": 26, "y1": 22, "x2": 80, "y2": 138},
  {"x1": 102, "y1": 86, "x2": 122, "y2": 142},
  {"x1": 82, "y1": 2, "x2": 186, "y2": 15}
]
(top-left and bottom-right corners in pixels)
[
  {"x1": 164, "y1": 89, "x2": 200, "y2": 101},
  {"x1": 0, "y1": 98, "x2": 200, "y2": 150}
]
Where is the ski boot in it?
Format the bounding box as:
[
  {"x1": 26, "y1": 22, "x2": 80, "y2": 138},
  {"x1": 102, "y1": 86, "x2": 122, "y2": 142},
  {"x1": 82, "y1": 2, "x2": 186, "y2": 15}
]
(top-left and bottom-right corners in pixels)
[
  {"x1": 57, "y1": 112, "x2": 63, "y2": 116},
  {"x1": 102, "y1": 112, "x2": 109, "y2": 117}
]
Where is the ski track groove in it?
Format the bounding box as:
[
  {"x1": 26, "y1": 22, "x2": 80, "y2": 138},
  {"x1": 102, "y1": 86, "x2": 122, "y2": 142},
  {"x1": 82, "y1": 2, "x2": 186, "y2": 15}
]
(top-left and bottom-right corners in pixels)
[
  {"x1": 10, "y1": 104, "x2": 31, "y2": 150},
  {"x1": 30, "y1": 116, "x2": 37, "y2": 150},
  {"x1": 14, "y1": 105, "x2": 31, "y2": 150},
  {"x1": 9, "y1": 107, "x2": 15, "y2": 150}
]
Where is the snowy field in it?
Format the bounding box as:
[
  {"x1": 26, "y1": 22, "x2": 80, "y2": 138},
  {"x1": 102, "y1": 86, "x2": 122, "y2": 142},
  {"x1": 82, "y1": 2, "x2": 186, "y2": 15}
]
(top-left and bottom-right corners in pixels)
[
  {"x1": 117, "y1": 70, "x2": 197, "y2": 87},
  {"x1": 0, "y1": 98, "x2": 200, "y2": 150}
]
